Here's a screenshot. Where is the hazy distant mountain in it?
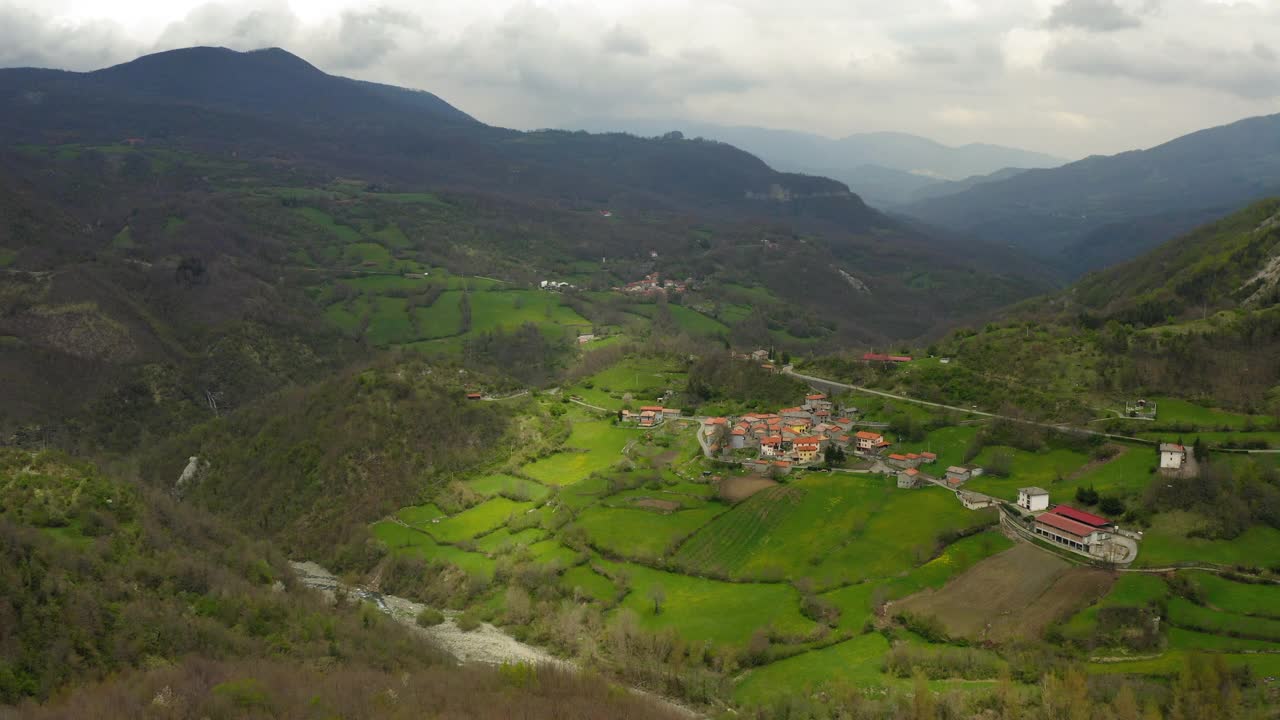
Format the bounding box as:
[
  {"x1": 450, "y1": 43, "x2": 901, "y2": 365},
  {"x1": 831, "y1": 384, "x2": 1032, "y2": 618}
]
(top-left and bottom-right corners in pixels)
[
  {"x1": 570, "y1": 117, "x2": 1066, "y2": 208},
  {"x1": 902, "y1": 113, "x2": 1280, "y2": 277}
]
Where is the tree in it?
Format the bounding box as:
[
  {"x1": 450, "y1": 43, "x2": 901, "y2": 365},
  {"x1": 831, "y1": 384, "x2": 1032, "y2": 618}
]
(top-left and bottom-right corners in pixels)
[
  {"x1": 823, "y1": 444, "x2": 846, "y2": 468},
  {"x1": 1076, "y1": 485, "x2": 1100, "y2": 506},
  {"x1": 1100, "y1": 496, "x2": 1126, "y2": 516},
  {"x1": 648, "y1": 584, "x2": 666, "y2": 615},
  {"x1": 1115, "y1": 684, "x2": 1141, "y2": 720}
]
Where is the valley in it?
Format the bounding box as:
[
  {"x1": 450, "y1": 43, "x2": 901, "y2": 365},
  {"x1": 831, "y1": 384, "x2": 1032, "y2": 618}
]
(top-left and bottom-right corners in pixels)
[{"x1": 2, "y1": 38, "x2": 1280, "y2": 720}]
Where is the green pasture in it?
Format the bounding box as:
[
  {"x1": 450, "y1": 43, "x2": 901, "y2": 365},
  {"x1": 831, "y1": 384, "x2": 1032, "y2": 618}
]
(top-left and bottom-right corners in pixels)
[
  {"x1": 1137, "y1": 431, "x2": 1280, "y2": 448},
  {"x1": 476, "y1": 527, "x2": 546, "y2": 554},
  {"x1": 1165, "y1": 627, "x2": 1280, "y2": 653},
  {"x1": 569, "y1": 356, "x2": 687, "y2": 410},
  {"x1": 522, "y1": 417, "x2": 634, "y2": 486},
  {"x1": 527, "y1": 539, "x2": 581, "y2": 567},
  {"x1": 395, "y1": 503, "x2": 445, "y2": 529},
  {"x1": 1167, "y1": 598, "x2": 1280, "y2": 641},
  {"x1": 603, "y1": 488, "x2": 712, "y2": 510},
  {"x1": 1145, "y1": 397, "x2": 1272, "y2": 430},
  {"x1": 467, "y1": 473, "x2": 550, "y2": 502},
  {"x1": 895, "y1": 425, "x2": 979, "y2": 471},
  {"x1": 1184, "y1": 571, "x2": 1280, "y2": 618},
  {"x1": 1090, "y1": 652, "x2": 1280, "y2": 677},
  {"x1": 294, "y1": 207, "x2": 362, "y2": 244},
  {"x1": 666, "y1": 305, "x2": 730, "y2": 335},
  {"x1": 561, "y1": 565, "x2": 616, "y2": 602},
  {"x1": 1061, "y1": 573, "x2": 1167, "y2": 640},
  {"x1": 733, "y1": 634, "x2": 891, "y2": 706},
  {"x1": 429, "y1": 497, "x2": 535, "y2": 543},
  {"x1": 573, "y1": 504, "x2": 727, "y2": 560},
  {"x1": 371, "y1": 521, "x2": 495, "y2": 579},
  {"x1": 603, "y1": 561, "x2": 816, "y2": 646},
  {"x1": 1137, "y1": 511, "x2": 1280, "y2": 568},
  {"x1": 675, "y1": 474, "x2": 997, "y2": 589},
  {"x1": 964, "y1": 446, "x2": 1091, "y2": 500}
]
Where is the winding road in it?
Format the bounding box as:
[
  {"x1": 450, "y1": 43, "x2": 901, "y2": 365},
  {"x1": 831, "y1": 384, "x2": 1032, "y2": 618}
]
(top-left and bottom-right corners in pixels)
[{"x1": 782, "y1": 367, "x2": 1280, "y2": 454}]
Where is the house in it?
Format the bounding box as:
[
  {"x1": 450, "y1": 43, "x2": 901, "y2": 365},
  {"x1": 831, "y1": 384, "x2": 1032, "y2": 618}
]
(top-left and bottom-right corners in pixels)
[
  {"x1": 919, "y1": 452, "x2": 937, "y2": 464},
  {"x1": 1033, "y1": 507, "x2": 1113, "y2": 554},
  {"x1": 751, "y1": 349, "x2": 771, "y2": 363},
  {"x1": 662, "y1": 408, "x2": 682, "y2": 421},
  {"x1": 793, "y1": 436, "x2": 823, "y2": 464},
  {"x1": 760, "y1": 436, "x2": 784, "y2": 457},
  {"x1": 730, "y1": 426, "x2": 749, "y2": 450},
  {"x1": 577, "y1": 334, "x2": 596, "y2": 344},
  {"x1": 1018, "y1": 487, "x2": 1050, "y2": 512},
  {"x1": 897, "y1": 467, "x2": 923, "y2": 489},
  {"x1": 804, "y1": 394, "x2": 833, "y2": 413},
  {"x1": 1160, "y1": 443, "x2": 1187, "y2": 470},
  {"x1": 771, "y1": 460, "x2": 793, "y2": 476},
  {"x1": 945, "y1": 466, "x2": 971, "y2": 484},
  {"x1": 855, "y1": 430, "x2": 888, "y2": 453},
  {"x1": 466, "y1": 392, "x2": 483, "y2": 401}
]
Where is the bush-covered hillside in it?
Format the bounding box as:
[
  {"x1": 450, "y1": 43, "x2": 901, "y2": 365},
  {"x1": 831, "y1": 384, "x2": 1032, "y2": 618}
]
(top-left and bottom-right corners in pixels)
[{"x1": 139, "y1": 360, "x2": 545, "y2": 560}]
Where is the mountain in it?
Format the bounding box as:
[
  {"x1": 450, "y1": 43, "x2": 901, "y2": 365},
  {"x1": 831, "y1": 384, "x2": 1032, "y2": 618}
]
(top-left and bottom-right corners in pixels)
[
  {"x1": 570, "y1": 117, "x2": 1065, "y2": 208},
  {"x1": 902, "y1": 113, "x2": 1280, "y2": 278},
  {"x1": 1066, "y1": 197, "x2": 1280, "y2": 324},
  {"x1": 905, "y1": 167, "x2": 1028, "y2": 204},
  {"x1": 0, "y1": 48, "x2": 1053, "y2": 434}
]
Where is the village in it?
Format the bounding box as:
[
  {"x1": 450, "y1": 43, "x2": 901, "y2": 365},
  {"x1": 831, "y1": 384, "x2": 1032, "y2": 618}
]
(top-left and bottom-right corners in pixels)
[{"x1": 676, "y1": 383, "x2": 1145, "y2": 566}]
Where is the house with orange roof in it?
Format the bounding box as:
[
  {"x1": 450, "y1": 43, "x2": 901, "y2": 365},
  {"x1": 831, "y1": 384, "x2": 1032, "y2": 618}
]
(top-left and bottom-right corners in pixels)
[
  {"x1": 854, "y1": 430, "x2": 889, "y2": 454},
  {"x1": 792, "y1": 436, "x2": 824, "y2": 464}
]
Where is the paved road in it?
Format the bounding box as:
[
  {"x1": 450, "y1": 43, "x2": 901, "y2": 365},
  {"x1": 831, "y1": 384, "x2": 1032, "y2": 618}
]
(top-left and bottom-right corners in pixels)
[{"x1": 783, "y1": 367, "x2": 1280, "y2": 454}]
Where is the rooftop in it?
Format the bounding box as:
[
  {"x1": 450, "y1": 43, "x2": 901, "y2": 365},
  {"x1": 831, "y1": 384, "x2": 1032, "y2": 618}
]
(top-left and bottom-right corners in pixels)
[
  {"x1": 1020, "y1": 486, "x2": 1049, "y2": 496},
  {"x1": 1036, "y1": 512, "x2": 1097, "y2": 539},
  {"x1": 1049, "y1": 505, "x2": 1112, "y2": 528}
]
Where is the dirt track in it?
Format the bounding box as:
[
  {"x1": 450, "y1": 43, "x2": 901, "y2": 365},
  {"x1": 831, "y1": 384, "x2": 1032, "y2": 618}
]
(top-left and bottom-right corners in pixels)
[{"x1": 892, "y1": 544, "x2": 1115, "y2": 642}]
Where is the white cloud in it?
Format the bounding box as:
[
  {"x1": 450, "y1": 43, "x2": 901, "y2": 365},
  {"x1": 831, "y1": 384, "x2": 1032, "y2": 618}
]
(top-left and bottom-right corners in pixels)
[{"x1": 1, "y1": 0, "x2": 1279, "y2": 158}]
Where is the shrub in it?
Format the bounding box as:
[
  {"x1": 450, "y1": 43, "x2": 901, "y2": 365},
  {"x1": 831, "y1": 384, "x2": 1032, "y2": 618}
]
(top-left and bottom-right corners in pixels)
[
  {"x1": 416, "y1": 608, "x2": 444, "y2": 627},
  {"x1": 457, "y1": 610, "x2": 482, "y2": 632}
]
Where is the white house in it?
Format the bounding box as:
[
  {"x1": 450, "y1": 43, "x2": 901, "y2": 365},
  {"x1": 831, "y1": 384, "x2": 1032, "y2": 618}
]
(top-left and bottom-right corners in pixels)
[
  {"x1": 1017, "y1": 487, "x2": 1050, "y2": 512},
  {"x1": 1160, "y1": 443, "x2": 1187, "y2": 470}
]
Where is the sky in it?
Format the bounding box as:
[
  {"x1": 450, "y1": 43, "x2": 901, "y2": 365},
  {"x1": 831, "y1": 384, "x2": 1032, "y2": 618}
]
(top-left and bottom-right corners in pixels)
[{"x1": 2, "y1": 0, "x2": 1279, "y2": 158}]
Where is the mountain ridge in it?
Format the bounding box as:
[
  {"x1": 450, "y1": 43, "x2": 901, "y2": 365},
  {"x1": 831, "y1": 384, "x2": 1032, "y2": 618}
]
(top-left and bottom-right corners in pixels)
[{"x1": 902, "y1": 112, "x2": 1280, "y2": 277}]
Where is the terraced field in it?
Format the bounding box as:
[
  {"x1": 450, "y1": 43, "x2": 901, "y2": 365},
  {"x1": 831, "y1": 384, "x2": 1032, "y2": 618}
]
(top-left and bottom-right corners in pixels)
[
  {"x1": 467, "y1": 473, "x2": 551, "y2": 502},
  {"x1": 429, "y1": 497, "x2": 535, "y2": 543}
]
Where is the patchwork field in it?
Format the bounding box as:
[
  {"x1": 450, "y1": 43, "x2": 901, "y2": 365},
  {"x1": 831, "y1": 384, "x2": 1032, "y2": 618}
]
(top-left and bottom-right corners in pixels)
[
  {"x1": 428, "y1": 497, "x2": 535, "y2": 543},
  {"x1": 733, "y1": 633, "x2": 891, "y2": 706},
  {"x1": 467, "y1": 473, "x2": 551, "y2": 502},
  {"x1": 893, "y1": 544, "x2": 1115, "y2": 642},
  {"x1": 522, "y1": 418, "x2": 635, "y2": 486}
]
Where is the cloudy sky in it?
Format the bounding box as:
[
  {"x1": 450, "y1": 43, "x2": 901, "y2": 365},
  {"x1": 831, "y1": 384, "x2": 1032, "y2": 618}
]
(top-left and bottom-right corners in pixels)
[{"x1": 3, "y1": 0, "x2": 1278, "y2": 158}]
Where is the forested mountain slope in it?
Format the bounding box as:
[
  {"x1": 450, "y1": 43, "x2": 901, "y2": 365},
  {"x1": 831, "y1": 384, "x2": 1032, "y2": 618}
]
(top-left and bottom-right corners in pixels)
[
  {"x1": 0, "y1": 46, "x2": 1051, "y2": 443},
  {"x1": 903, "y1": 113, "x2": 1280, "y2": 276}
]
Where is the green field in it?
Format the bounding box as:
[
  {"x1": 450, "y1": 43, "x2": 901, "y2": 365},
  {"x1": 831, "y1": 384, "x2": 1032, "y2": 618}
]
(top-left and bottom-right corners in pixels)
[
  {"x1": 1167, "y1": 598, "x2": 1280, "y2": 641},
  {"x1": 568, "y1": 357, "x2": 687, "y2": 411},
  {"x1": 476, "y1": 527, "x2": 546, "y2": 554},
  {"x1": 395, "y1": 503, "x2": 445, "y2": 529},
  {"x1": 895, "y1": 425, "x2": 979, "y2": 471},
  {"x1": 733, "y1": 634, "x2": 891, "y2": 706},
  {"x1": 1137, "y1": 430, "x2": 1280, "y2": 448},
  {"x1": 371, "y1": 521, "x2": 496, "y2": 579},
  {"x1": 1145, "y1": 397, "x2": 1273, "y2": 430},
  {"x1": 964, "y1": 446, "x2": 1091, "y2": 500},
  {"x1": 429, "y1": 497, "x2": 535, "y2": 543},
  {"x1": 1184, "y1": 571, "x2": 1280, "y2": 618},
  {"x1": 675, "y1": 475, "x2": 997, "y2": 588},
  {"x1": 666, "y1": 305, "x2": 730, "y2": 336},
  {"x1": 467, "y1": 473, "x2": 550, "y2": 502},
  {"x1": 601, "y1": 560, "x2": 816, "y2": 645},
  {"x1": 561, "y1": 565, "x2": 616, "y2": 602},
  {"x1": 522, "y1": 418, "x2": 634, "y2": 486},
  {"x1": 1137, "y1": 511, "x2": 1280, "y2": 568},
  {"x1": 573, "y1": 504, "x2": 727, "y2": 560}
]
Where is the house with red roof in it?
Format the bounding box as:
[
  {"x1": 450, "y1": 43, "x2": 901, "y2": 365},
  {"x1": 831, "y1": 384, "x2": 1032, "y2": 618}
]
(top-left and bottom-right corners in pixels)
[
  {"x1": 1047, "y1": 505, "x2": 1113, "y2": 529},
  {"x1": 897, "y1": 467, "x2": 924, "y2": 489},
  {"x1": 1034, "y1": 509, "x2": 1113, "y2": 554}
]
